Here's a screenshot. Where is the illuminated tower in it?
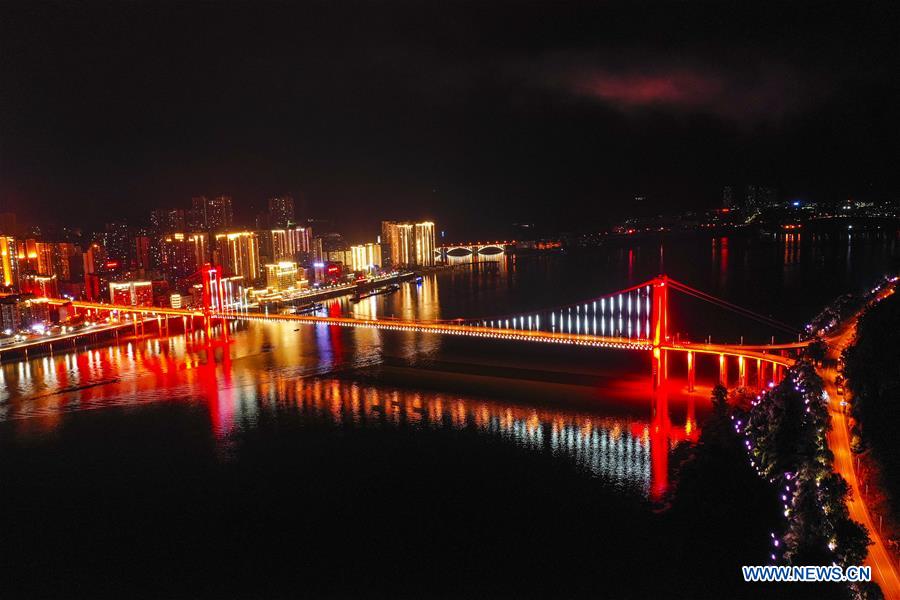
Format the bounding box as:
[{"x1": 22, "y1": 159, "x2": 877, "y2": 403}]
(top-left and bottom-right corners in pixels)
[
  {"x1": 413, "y1": 221, "x2": 435, "y2": 267},
  {"x1": 0, "y1": 236, "x2": 19, "y2": 290},
  {"x1": 215, "y1": 232, "x2": 260, "y2": 283},
  {"x1": 381, "y1": 221, "x2": 434, "y2": 267}
]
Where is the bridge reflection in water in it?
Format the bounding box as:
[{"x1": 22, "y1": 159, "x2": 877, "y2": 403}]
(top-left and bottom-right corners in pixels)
[
  {"x1": 260, "y1": 379, "x2": 626, "y2": 497},
  {"x1": 1, "y1": 328, "x2": 696, "y2": 502},
  {"x1": 236, "y1": 366, "x2": 697, "y2": 501}
]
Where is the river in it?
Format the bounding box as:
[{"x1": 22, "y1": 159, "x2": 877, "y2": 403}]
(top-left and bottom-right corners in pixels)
[{"x1": 1, "y1": 227, "x2": 896, "y2": 599}]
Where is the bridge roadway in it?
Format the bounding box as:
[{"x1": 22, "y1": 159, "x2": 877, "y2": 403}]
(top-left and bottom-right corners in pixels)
[
  {"x1": 46, "y1": 299, "x2": 795, "y2": 367},
  {"x1": 662, "y1": 341, "x2": 795, "y2": 367}
]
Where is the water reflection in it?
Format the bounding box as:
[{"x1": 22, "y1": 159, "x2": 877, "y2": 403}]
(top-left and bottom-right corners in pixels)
[{"x1": 252, "y1": 375, "x2": 666, "y2": 495}]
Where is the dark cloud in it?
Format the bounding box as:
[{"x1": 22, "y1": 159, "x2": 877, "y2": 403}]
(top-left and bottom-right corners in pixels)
[
  {"x1": 568, "y1": 65, "x2": 804, "y2": 122},
  {"x1": 520, "y1": 49, "x2": 817, "y2": 125}
]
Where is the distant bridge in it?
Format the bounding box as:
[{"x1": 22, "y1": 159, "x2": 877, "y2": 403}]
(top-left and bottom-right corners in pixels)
[{"x1": 436, "y1": 241, "x2": 514, "y2": 258}]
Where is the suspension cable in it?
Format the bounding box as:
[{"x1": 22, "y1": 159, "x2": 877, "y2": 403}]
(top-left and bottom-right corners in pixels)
[{"x1": 666, "y1": 278, "x2": 798, "y2": 334}]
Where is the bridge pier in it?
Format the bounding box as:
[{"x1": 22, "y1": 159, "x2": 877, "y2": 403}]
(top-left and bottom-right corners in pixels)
[
  {"x1": 652, "y1": 348, "x2": 668, "y2": 390},
  {"x1": 686, "y1": 350, "x2": 695, "y2": 392},
  {"x1": 756, "y1": 358, "x2": 765, "y2": 390},
  {"x1": 738, "y1": 355, "x2": 747, "y2": 388},
  {"x1": 718, "y1": 353, "x2": 727, "y2": 387}
]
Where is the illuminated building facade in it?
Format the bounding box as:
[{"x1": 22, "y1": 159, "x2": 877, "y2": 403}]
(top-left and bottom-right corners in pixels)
[
  {"x1": 0, "y1": 236, "x2": 19, "y2": 289},
  {"x1": 52, "y1": 243, "x2": 81, "y2": 281},
  {"x1": 17, "y1": 239, "x2": 49, "y2": 274},
  {"x1": 20, "y1": 274, "x2": 59, "y2": 298},
  {"x1": 381, "y1": 220, "x2": 435, "y2": 267},
  {"x1": 0, "y1": 294, "x2": 50, "y2": 333},
  {"x1": 161, "y1": 232, "x2": 209, "y2": 280},
  {"x1": 324, "y1": 248, "x2": 352, "y2": 266},
  {"x1": 265, "y1": 262, "x2": 301, "y2": 291},
  {"x1": 14, "y1": 240, "x2": 81, "y2": 283},
  {"x1": 413, "y1": 221, "x2": 435, "y2": 266},
  {"x1": 109, "y1": 281, "x2": 153, "y2": 306},
  {"x1": 270, "y1": 227, "x2": 313, "y2": 262},
  {"x1": 215, "y1": 232, "x2": 260, "y2": 283},
  {"x1": 350, "y1": 243, "x2": 382, "y2": 272}
]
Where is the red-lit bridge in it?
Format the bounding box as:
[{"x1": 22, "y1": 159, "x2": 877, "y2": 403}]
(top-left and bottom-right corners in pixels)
[
  {"x1": 44, "y1": 272, "x2": 801, "y2": 387},
  {"x1": 37, "y1": 269, "x2": 811, "y2": 501}
]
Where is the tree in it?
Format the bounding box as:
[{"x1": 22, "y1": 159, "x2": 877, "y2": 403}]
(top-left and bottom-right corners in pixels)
[
  {"x1": 851, "y1": 581, "x2": 885, "y2": 600},
  {"x1": 711, "y1": 384, "x2": 728, "y2": 414},
  {"x1": 832, "y1": 517, "x2": 872, "y2": 567},
  {"x1": 806, "y1": 337, "x2": 828, "y2": 365}
]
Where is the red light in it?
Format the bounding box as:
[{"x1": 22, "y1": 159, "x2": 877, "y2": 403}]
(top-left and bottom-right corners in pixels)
[
  {"x1": 327, "y1": 266, "x2": 339, "y2": 273},
  {"x1": 106, "y1": 260, "x2": 119, "y2": 268}
]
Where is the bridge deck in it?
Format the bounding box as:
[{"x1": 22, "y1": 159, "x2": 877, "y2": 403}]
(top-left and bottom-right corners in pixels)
[
  {"x1": 47, "y1": 299, "x2": 795, "y2": 365},
  {"x1": 231, "y1": 311, "x2": 652, "y2": 350}
]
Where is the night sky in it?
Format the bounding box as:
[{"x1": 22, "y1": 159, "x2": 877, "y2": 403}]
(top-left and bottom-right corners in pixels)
[{"x1": 2, "y1": 1, "x2": 898, "y2": 238}]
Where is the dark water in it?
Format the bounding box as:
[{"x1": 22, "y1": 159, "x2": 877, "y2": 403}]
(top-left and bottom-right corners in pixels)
[{"x1": 1, "y1": 229, "x2": 896, "y2": 599}]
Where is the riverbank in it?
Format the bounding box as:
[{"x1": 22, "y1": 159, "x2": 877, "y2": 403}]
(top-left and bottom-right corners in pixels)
[
  {"x1": 837, "y1": 286, "x2": 900, "y2": 598},
  {"x1": 820, "y1": 281, "x2": 900, "y2": 599}
]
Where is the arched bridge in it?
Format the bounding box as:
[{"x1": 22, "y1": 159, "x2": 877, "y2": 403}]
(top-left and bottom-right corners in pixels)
[{"x1": 437, "y1": 241, "x2": 513, "y2": 257}]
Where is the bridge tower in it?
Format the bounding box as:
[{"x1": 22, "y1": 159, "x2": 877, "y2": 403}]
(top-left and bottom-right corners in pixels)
[
  {"x1": 650, "y1": 275, "x2": 669, "y2": 390},
  {"x1": 201, "y1": 263, "x2": 224, "y2": 337},
  {"x1": 649, "y1": 275, "x2": 671, "y2": 501}
]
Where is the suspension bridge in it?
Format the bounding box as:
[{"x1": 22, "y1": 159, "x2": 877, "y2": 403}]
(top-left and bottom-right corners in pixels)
[{"x1": 38, "y1": 267, "x2": 803, "y2": 391}]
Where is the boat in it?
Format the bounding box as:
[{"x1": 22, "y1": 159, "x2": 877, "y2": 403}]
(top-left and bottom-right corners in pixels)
[
  {"x1": 293, "y1": 302, "x2": 323, "y2": 315},
  {"x1": 350, "y1": 284, "x2": 400, "y2": 302}
]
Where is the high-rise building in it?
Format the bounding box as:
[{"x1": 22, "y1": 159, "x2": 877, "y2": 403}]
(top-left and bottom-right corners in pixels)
[
  {"x1": 0, "y1": 294, "x2": 50, "y2": 332},
  {"x1": 17, "y1": 239, "x2": 48, "y2": 274},
  {"x1": 324, "y1": 248, "x2": 352, "y2": 266},
  {"x1": 191, "y1": 195, "x2": 234, "y2": 231},
  {"x1": 134, "y1": 234, "x2": 153, "y2": 271},
  {"x1": 15, "y1": 240, "x2": 80, "y2": 281},
  {"x1": 215, "y1": 232, "x2": 260, "y2": 283},
  {"x1": 265, "y1": 261, "x2": 301, "y2": 291},
  {"x1": 311, "y1": 237, "x2": 324, "y2": 262},
  {"x1": 270, "y1": 227, "x2": 313, "y2": 262},
  {"x1": 381, "y1": 220, "x2": 435, "y2": 267},
  {"x1": 52, "y1": 243, "x2": 81, "y2": 281},
  {"x1": 109, "y1": 281, "x2": 153, "y2": 306},
  {"x1": 150, "y1": 208, "x2": 187, "y2": 233},
  {"x1": 268, "y1": 195, "x2": 295, "y2": 229},
  {"x1": 413, "y1": 222, "x2": 435, "y2": 266},
  {"x1": 103, "y1": 222, "x2": 131, "y2": 266},
  {"x1": 208, "y1": 195, "x2": 234, "y2": 230},
  {"x1": 20, "y1": 274, "x2": 59, "y2": 298},
  {"x1": 350, "y1": 243, "x2": 382, "y2": 272},
  {"x1": 0, "y1": 236, "x2": 18, "y2": 290},
  {"x1": 160, "y1": 232, "x2": 208, "y2": 280}
]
